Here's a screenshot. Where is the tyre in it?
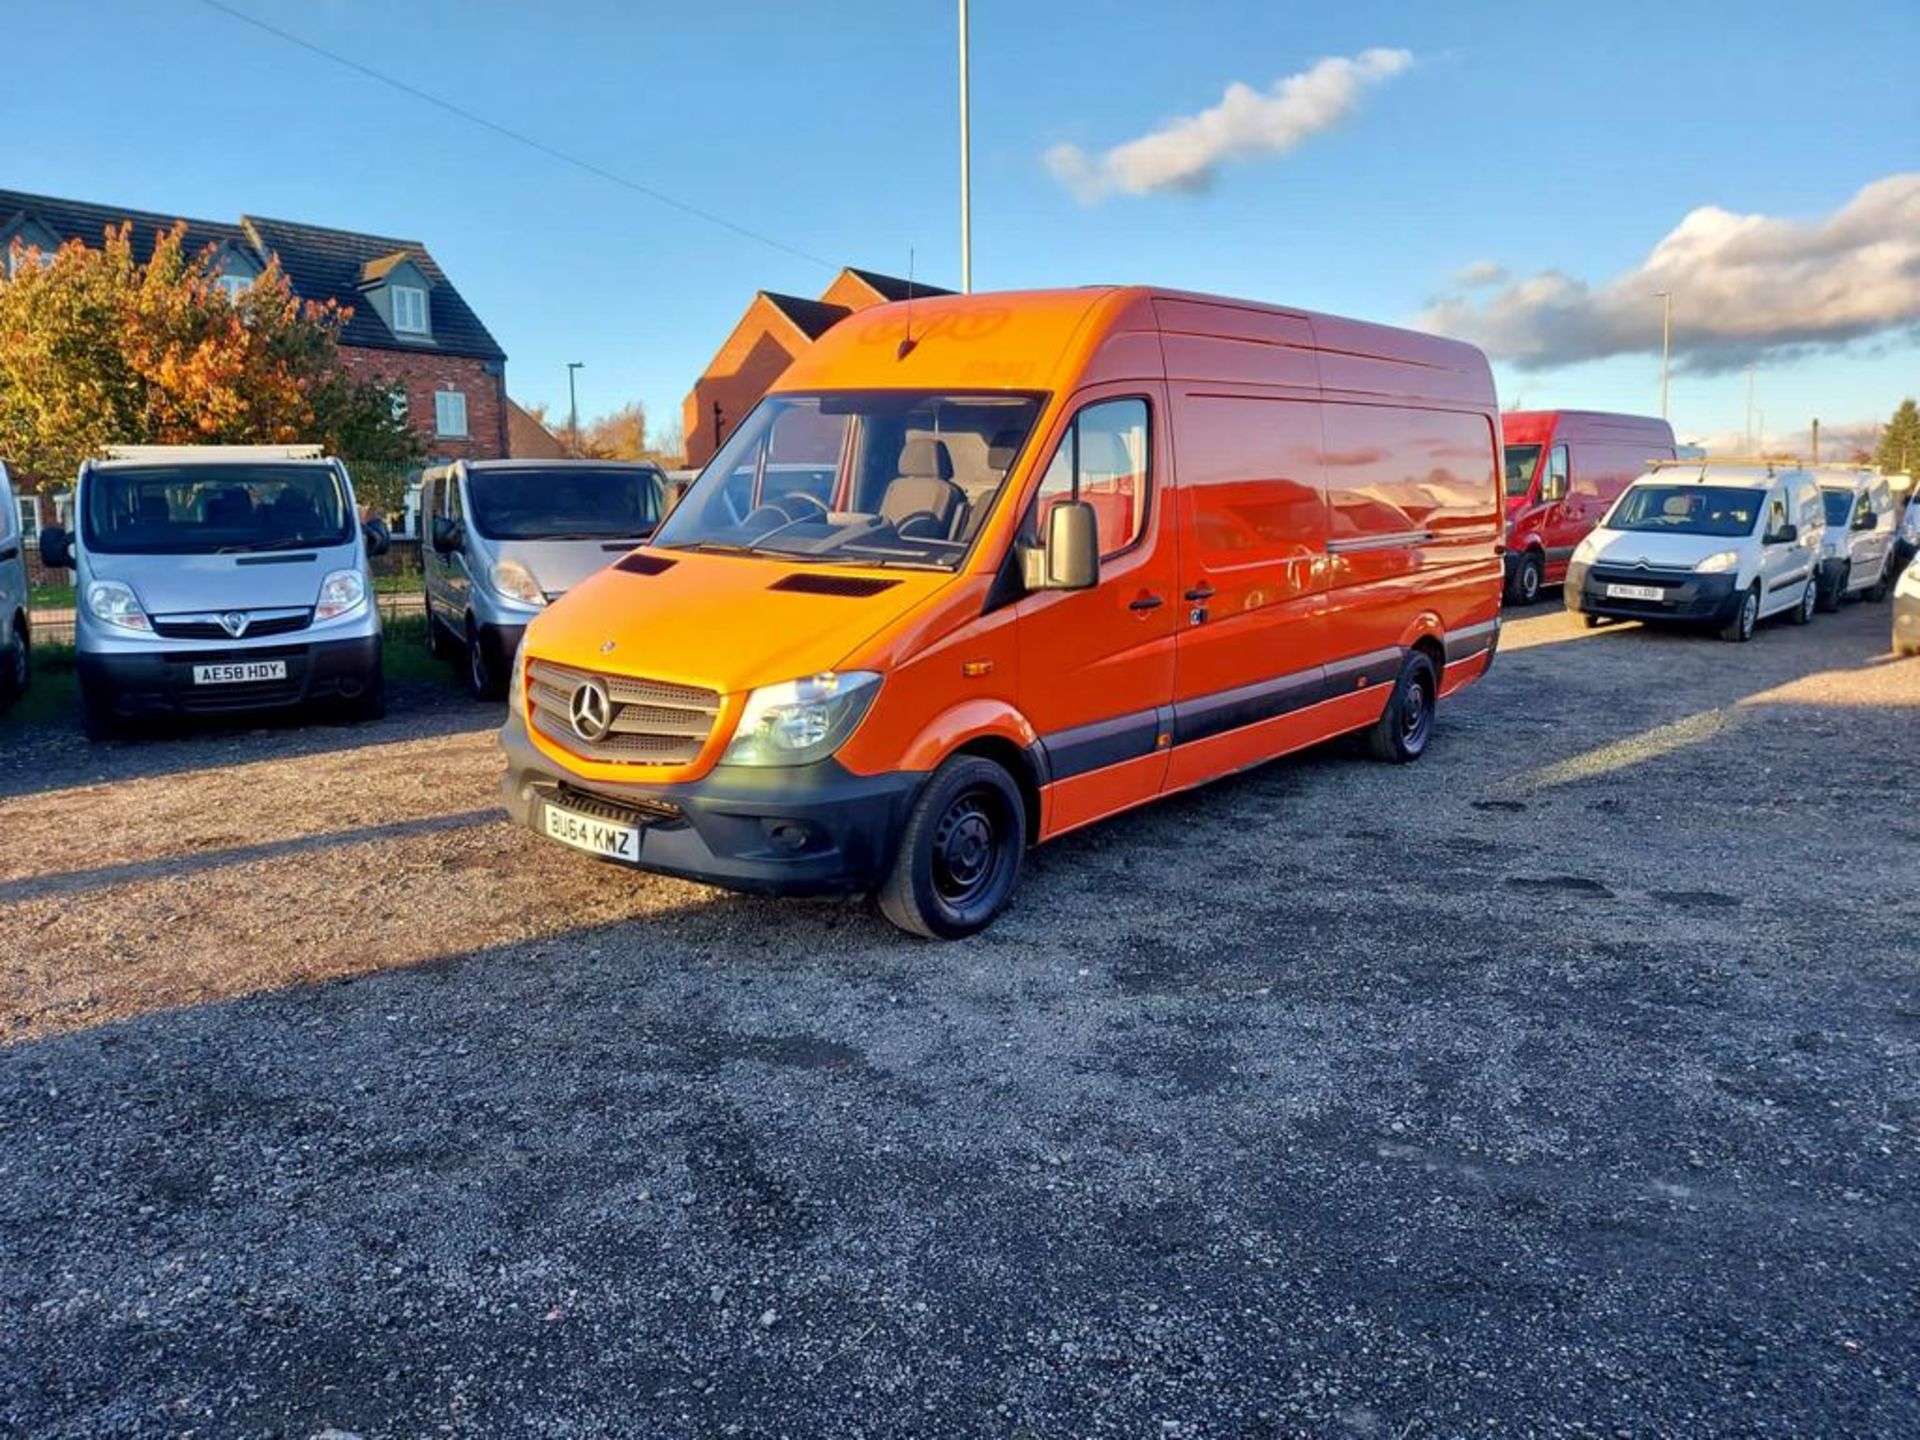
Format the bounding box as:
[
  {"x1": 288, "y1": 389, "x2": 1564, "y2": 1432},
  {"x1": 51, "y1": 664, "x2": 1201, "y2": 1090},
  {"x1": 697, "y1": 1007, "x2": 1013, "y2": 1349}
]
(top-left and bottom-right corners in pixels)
[
  {"x1": 1582, "y1": 613, "x2": 1604, "y2": 630},
  {"x1": 877, "y1": 755, "x2": 1026, "y2": 939},
  {"x1": 1816, "y1": 572, "x2": 1843, "y2": 613},
  {"x1": 1363, "y1": 650, "x2": 1439, "y2": 763},
  {"x1": 1865, "y1": 562, "x2": 1892, "y2": 604},
  {"x1": 1718, "y1": 583, "x2": 1760, "y2": 643},
  {"x1": 1789, "y1": 574, "x2": 1817, "y2": 625},
  {"x1": 466, "y1": 617, "x2": 505, "y2": 700},
  {"x1": 0, "y1": 617, "x2": 27, "y2": 702},
  {"x1": 340, "y1": 663, "x2": 387, "y2": 723},
  {"x1": 425, "y1": 607, "x2": 451, "y2": 659},
  {"x1": 1506, "y1": 551, "x2": 1544, "y2": 606},
  {"x1": 80, "y1": 677, "x2": 117, "y2": 742}
]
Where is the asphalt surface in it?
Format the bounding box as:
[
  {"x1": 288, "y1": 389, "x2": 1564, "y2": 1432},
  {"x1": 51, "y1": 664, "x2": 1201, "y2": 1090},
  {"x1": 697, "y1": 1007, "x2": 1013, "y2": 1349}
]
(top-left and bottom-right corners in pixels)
[{"x1": 1, "y1": 600, "x2": 1917, "y2": 1438}]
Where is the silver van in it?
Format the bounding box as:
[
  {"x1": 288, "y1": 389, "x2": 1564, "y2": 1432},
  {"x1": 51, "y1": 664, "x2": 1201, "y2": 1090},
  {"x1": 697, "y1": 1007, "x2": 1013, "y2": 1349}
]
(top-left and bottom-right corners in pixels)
[
  {"x1": 420, "y1": 459, "x2": 665, "y2": 698},
  {"x1": 0, "y1": 460, "x2": 30, "y2": 703},
  {"x1": 36, "y1": 445, "x2": 388, "y2": 739}
]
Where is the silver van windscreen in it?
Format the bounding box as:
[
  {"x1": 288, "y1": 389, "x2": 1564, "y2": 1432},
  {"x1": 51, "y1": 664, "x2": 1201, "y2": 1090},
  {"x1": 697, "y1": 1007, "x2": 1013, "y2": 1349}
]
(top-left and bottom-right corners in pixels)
[{"x1": 83, "y1": 464, "x2": 353, "y2": 555}]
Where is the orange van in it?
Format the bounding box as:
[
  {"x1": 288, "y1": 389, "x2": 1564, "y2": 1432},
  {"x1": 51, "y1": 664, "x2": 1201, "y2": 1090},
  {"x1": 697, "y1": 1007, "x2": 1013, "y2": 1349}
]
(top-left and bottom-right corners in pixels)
[{"x1": 499, "y1": 287, "x2": 1504, "y2": 937}]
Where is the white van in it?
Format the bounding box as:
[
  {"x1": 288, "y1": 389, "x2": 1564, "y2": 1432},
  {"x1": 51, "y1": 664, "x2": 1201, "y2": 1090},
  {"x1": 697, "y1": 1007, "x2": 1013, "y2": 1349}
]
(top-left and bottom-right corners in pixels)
[
  {"x1": 37, "y1": 445, "x2": 389, "y2": 738},
  {"x1": 1565, "y1": 461, "x2": 1825, "y2": 641},
  {"x1": 1812, "y1": 467, "x2": 1897, "y2": 609}
]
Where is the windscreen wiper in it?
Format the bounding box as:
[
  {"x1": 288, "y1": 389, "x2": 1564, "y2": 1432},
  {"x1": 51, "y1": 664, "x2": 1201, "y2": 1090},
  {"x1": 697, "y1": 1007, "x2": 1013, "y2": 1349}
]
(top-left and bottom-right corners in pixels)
[{"x1": 217, "y1": 536, "x2": 327, "y2": 554}]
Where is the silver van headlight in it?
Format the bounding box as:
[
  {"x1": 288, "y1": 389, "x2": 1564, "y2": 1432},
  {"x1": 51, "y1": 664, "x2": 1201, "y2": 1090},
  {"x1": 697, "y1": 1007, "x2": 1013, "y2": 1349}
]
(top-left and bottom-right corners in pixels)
[
  {"x1": 86, "y1": 580, "x2": 152, "y2": 632},
  {"x1": 1694, "y1": 550, "x2": 1740, "y2": 574},
  {"x1": 490, "y1": 559, "x2": 546, "y2": 608},
  {"x1": 315, "y1": 568, "x2": 368, "y2": 622}
]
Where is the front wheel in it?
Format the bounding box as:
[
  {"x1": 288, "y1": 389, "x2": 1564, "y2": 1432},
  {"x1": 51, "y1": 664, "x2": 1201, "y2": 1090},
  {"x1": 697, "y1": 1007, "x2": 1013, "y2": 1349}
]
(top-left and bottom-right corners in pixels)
[
  {"x1": 1789, "y1": 574, "x2": 1817, "y2": 625},
  {"x1": 877, "y1": 755, "x2": 1026, "y2": 939},
  {"x1": 1719, "y1": 584, "x2": 1760, "y2": 643},
  {"x1": 1363, "y1": 650, "x2": 1439, "y2": 763},
  {"x1": 466, "y1": 617, "x2": 505, "y2": 700},
  {"x1": 80, "y1": 678, "x2": 117, "y2": 742},
  {"x1": 1507, "y1": 551, "x2": 1544, "y2": 606},
  {"x1": 1865, "y1": 562, "x2": 1892, "y2": 603}
]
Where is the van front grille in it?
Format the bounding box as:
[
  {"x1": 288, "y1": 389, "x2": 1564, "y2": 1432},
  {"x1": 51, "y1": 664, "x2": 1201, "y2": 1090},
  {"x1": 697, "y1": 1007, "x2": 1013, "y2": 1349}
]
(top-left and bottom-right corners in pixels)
[
  {"x1": 151, "y1": 608, "x2": 313, "y2": 640},
  {"x1": 526, "y1": 658, "x2": 721, "y2": 766}
]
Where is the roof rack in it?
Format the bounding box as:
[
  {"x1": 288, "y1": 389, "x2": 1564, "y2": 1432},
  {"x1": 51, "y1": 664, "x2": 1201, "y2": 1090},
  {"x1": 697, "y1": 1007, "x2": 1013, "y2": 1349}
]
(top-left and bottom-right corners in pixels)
[
  {"x1": 102, "y1": 444, "x2": 324, "y2": 461},
  {"x1": 1647, "y1": 455, "x2": 1802, "y2": 474}
]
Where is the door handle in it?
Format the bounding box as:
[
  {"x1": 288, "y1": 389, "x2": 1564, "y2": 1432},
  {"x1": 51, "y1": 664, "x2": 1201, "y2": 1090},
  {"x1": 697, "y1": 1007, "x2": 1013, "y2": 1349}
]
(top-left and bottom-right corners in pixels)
[
  {"x1": 1183, "y1": 582, "x2": 1215, "y2": 602},
  {"x1": 1128, "y1": 592, "x2": 1164, "y2": 612}
]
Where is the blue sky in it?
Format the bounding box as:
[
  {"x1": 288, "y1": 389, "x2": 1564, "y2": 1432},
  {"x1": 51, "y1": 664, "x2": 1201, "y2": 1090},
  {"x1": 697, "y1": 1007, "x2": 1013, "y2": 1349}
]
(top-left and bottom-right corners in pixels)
[{"x1": 5, "y1": 0, "x2": 1917, "y2": 454}]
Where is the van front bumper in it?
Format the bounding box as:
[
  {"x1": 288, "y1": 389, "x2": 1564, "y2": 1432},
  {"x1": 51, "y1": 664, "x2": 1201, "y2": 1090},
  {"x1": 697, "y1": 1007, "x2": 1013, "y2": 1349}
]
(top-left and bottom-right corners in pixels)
[
  {"x1": 1566, "y1": 561, "x2": 1740, "y2": 624},
  {"x1": 499, "y1": 708, "x2": 922, "y2": 897},
  {"x1": 78, "y1": 634, "x2": 382, "y2": 718}
]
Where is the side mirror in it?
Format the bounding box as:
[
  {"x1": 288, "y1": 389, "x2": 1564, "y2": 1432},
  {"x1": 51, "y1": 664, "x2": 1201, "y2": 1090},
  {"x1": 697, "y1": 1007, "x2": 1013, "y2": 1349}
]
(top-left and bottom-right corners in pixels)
[
  {"x1": 1769, "y1": 523, "x2": 1798, "y2": 545},
  {"x1": 362, "y1": 516, "x2": 391, "y2": 558},
  {"x1": 38, "y1": 526, "x2": 73, "y2": 568},
  {"x1": 430, "y1": 515, "x2": 463, "y2": 555},
  {"x1": 1855, "y1": 511, "x2": 1875, "y2": 532},
  {"x1": 1021, "y1": 500, "x2": 1100, "y2": 592}
]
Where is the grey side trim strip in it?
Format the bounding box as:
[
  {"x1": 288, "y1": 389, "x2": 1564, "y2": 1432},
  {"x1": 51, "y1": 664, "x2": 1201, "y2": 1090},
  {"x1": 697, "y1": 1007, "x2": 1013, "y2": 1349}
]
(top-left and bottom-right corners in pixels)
[
  {"x1": 1445, "y1": 618, "x2": 1500, "y2": 664},
  {"x1": 1170, "y1": 666, "x2": 1326, "y2": 746},
  {"x1": 1042, "y1": 706, "x2": 1169, "y2": 783},
  {"x1": 1326, "y1": 530, "x2": 1433, "y2": 554},
  {"x1": 1766, "y1": 566, "x2": 1812, "y2": 591}
]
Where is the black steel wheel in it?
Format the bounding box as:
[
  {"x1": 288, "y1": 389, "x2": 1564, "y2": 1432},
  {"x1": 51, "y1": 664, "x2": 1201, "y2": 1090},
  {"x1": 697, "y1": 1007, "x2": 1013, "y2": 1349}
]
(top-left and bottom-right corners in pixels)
[{"x1": 878, "y1": 755, "x2": 1026, "y2": 939}]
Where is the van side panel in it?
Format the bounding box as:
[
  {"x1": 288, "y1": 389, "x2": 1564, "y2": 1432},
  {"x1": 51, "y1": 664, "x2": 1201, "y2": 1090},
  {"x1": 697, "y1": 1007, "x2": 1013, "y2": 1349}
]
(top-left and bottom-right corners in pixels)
[
  {"x1": 1154, "y1": 299, "x2": 1318, "y2": 389},
  {"x1": 1162, "y1": 391, "x2": 1332, "y2": 791},
  {"x1": 1320, "y1": 402, "x2": 1503, "y2": 663}
]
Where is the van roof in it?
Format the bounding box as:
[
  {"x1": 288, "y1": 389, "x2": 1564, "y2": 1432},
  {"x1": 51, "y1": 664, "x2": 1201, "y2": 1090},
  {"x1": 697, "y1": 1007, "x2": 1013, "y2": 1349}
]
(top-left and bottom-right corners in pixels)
[
  {"x1": 1641, "y1": 458, "x2": 1808, "y2": 488},
  {"x1": 774, "y1": 286, "x2": 1492, "y2": 406},
  {"x1": 92, "y1": 445, "x2": 335, "y2": 469}
]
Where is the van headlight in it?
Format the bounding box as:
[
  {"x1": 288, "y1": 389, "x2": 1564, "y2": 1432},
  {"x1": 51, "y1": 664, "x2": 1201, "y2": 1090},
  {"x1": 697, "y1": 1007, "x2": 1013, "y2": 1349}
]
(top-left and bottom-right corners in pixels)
[
  {"x1": 490, "y1": 559, "x2": 546, "y2": 608},
  {"x1": 85, "y1": 579, "x2": 152, "y2": 632},
  {"x1": 314, "y1": 568, "x2": 367, "y2": 622},
  {"x1": 1820, "y1": 534, "x2": 1846, "y2": 559},
  {"x1": 1571, "y1": 534, "x2": 1601, "y2": 564},
  {"x1": 1694, "y1": 550, "x2": 1740, "y2": 574},
  {"x1": 723, "y1": 671, "x2": 881, "y2": 767}
]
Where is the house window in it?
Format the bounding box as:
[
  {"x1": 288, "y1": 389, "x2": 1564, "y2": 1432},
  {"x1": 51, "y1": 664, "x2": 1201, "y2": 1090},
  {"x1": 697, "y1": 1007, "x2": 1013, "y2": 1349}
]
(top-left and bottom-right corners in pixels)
[
  {"x1": 217, "y1": 273, "x2": 251, "y2": 303},
  {"x1": 392, "y1": 284, "x2": 429, "y2": 335},
  {"x1": 12, "y1": 496, "x2": 30, "y2": 543},
  {"x1": 389, "y1": 388, "x2": 410, "y2": 424},
  {"x1": 434, "y1": 390, "x2": 468, "y2": 438}
]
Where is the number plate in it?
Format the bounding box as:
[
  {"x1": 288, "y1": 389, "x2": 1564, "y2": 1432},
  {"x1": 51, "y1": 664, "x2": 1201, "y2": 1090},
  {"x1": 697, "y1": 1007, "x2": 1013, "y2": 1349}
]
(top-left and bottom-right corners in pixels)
[
  {"x1": 192, "y1": 660, "x2": 288, "y2": 685},
  {"x1": 1604, "y1": 583, "x2": 1664, "y2": 602},
  {"x1": 542, "y1": 803, "x2": 642, "y2": 861}
]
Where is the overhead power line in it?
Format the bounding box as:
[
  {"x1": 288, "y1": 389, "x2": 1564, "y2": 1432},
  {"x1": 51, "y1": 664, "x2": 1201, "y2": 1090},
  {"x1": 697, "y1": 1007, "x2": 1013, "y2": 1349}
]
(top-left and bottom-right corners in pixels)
[{"x1": 195, "y1": 0, "x2": 834, "y2": 270}]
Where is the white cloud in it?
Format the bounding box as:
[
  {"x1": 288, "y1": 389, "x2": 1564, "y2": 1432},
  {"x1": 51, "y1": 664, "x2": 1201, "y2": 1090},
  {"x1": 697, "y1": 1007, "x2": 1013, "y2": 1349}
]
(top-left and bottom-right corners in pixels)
[
  {"x1": 1455, "y1": 260, "x2": 1508, "y2": 287},
  {"x1": 1046, "y1": 48, "x2": 1414, "y2": 203},
  {"x1": 1423, "y1": 173, "x2": 1920, "y2": 374}
]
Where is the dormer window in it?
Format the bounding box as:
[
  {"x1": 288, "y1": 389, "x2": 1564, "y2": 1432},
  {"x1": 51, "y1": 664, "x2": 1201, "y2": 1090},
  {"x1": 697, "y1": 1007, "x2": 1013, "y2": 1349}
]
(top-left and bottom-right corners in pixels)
[
  {"x1": 217, "y1": 274, "x2": 251, "y2": 303},
  {"x1": 392, "y1": 284, "x2": 429, "y2": 335}
]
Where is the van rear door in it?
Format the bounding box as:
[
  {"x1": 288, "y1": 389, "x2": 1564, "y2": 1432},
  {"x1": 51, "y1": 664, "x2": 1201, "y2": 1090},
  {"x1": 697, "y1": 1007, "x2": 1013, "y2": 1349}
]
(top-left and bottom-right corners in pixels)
[{"x1": 1017, "y1": 388, "x2": 1176, "y2": 837}]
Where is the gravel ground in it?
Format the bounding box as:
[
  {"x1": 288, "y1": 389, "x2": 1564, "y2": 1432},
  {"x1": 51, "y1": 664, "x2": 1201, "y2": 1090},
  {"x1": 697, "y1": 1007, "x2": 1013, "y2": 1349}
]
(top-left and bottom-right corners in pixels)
[{"x1": 1, "y1": 601, "x2": 1916, "y2": 1438}]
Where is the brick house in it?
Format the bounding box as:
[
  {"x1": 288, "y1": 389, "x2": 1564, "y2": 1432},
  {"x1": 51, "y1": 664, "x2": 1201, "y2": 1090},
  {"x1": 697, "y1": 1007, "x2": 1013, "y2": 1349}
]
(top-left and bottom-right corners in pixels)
[
  {"x1": 0, "y1": 188, "x2": 509, "y2": 471},
  {"x1": 682, "y1": 268, "x2": 950, "y2": 467}
]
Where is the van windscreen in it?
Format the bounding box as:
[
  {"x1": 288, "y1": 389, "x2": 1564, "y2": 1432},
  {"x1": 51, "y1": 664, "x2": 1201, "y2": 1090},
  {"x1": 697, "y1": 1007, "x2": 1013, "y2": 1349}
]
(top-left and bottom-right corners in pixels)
[
  {"x1": 1821, "y1": 488, "x2": 1854, "y2": 527},
  {"x1": 82, "y1": 464, "x2": 352, "y2": 555},
  {"x1": 1503, "y1": 444, "x2": 1542, "y2": 498},
  {"x1": 653, "y1": 391, "x2": 1045, "y2": 571},
  {"x1": 1606, "y1": 484, "x2": 1763, "y2": 537},
  {"x1": 467, "y1": 466, "x2": 664, "y2": 540}
]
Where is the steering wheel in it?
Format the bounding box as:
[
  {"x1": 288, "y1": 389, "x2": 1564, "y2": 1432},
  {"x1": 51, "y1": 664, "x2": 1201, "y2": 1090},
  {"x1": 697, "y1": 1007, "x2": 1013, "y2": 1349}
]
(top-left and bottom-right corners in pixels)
[
  {"x1": 775, "y1": 492, "x2": 830, "y2": 524},
  {"x1": 742, "y1": 505, "x2": 789, "y2": 533},
  {"x1": 892, "y1": 510, "x2": 944, "y2": 540}
]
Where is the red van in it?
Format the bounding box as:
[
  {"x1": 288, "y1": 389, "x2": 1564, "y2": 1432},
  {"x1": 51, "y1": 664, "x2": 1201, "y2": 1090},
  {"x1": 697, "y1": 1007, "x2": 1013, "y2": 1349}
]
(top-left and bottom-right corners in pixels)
[{"x1": 1501, "y1": 411, "x2": 1677, "y2": 603}]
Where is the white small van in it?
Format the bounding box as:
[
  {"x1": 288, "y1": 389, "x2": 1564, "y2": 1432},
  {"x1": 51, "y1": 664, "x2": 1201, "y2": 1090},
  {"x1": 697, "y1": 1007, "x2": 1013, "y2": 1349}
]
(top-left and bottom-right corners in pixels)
[
  {"x1": 1812, "y1": 467, "x2": 1896, "y2": 610},
  {"x1": 1566, "y1": 461, "x2": 1825, "y2": 641}
]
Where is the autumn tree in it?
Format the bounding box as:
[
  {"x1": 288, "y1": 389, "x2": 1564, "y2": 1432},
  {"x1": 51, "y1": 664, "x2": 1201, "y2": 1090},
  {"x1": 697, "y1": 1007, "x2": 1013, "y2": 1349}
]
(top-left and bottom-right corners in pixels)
[
  {"x1": 1875, "y1": 398, "x2": 1919, "y2": 476},
  {"x1": 0, "y1": 222, "x2": 420, "y2": 488},
  {"x1": 574, "y1": 401, "x2": 648, "y2": 461}
]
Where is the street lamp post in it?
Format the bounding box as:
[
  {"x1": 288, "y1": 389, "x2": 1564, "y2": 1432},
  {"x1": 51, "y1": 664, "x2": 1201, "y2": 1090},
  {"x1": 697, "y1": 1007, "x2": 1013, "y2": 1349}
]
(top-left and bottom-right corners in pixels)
[
  {"x1": 567, "y1": 361, "x2": 584, "y2": 456},
  {"x1": 1655, "y1": 290, "x2": 1672, "y2": 421},
  {"x1": 958, "y1": 0, "x2": 972, "y2": 294}
]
